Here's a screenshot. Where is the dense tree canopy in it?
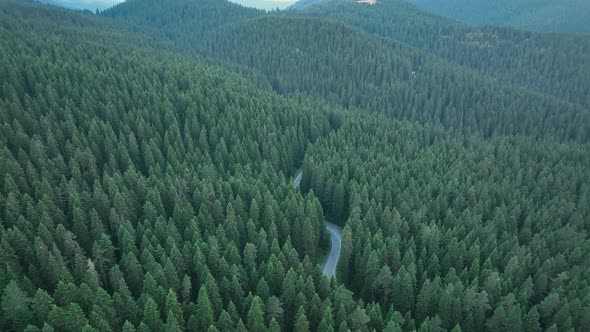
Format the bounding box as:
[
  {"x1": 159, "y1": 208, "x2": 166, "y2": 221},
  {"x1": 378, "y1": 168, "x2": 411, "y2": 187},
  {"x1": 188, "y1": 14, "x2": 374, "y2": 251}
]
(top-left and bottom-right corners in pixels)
[
  {"x1": 0, "y1": 0, "x2": 589, "y2": 331},
  {"x1": 296, "y1": 0, "x2": 590, "y2": 110},
  {"x1": 202, "y1": 15, "x2": 590, "y2": 143},
  {"x1": 408, "y1": 0, "x2": 590, "y2": 34}
]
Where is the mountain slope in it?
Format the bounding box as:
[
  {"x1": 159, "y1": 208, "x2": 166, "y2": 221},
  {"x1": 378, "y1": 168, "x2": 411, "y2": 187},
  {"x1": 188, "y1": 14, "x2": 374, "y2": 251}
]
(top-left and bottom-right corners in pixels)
[
  {"x1": 38, "y1": 0, "x2": 121, "y2": 11},
  {"x1": 103, "y1": 0, "x2": 263, "y2": 42},
  {"x1": 0, "y1": 1, "x2": 356, "y2": 330},
  {"x1": 230, "y1": 0, "x2": 295, "y2": 10},
  {"x1": 293, "y1": 0, "x2": 590, "y2": 110},
  {"x1": 202, "y1": 15, "x2": 590, "y2": 143},
  {"x1": 2, "y1": 1, "x2": 590, "y2": 332},
  {"x1": 103, "y1": 0, "x2": 590, "y2": 142},
  {"x1": 409, "y1": 0, "x2": 590, "y2": 34},
  {"x1": 288, "y1": 0, "x2": 331, "y2": 9}
]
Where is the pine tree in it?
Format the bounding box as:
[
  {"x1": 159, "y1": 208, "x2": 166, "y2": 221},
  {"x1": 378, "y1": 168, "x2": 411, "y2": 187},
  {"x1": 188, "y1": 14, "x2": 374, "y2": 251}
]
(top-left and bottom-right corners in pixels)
[
  {"x1": 164, "y1": 310, "x2": 181, "y2": 332},
  {"x1": 339, "y1": 225, "x2": 353, "y2": 283},
  {"x1": 217, "y1": 310, "x2": 234, "y2": 332},
  {"x1": 294, "y1": 306, "x2": 310, "y2": 332},
  {"x1": 372, "y1": 266, "x2": 393, "y2": 306},
  {"x1": 393, "y1": 266, "x2": 414, "y2": 314},
  {"x1": 368, "y1": 303, "x2": 384, "y2": 331},
  {"x1": 269, "y1": 318, "x2": 281, "y2": 332},
  {"x1": 2, "y1": 280, "x2": 32, "y2": 330},
  {"x1": 31, "y1": 289, "x2": 54, "y2": 328},
  {"x1": 47, "y1": 303, "x2": 89, "y2": 332},
  {"x1": 523, "y1": 306, "x2": 541, "y2": 332},
  {"x1": 266, "y1": 296, "x2": 284, "y2": 325},
  {"x1": 247, "y1": 296, "x2": 266, "y2": 332},
  {"x1": 141, "y1": 297, "x2": 162, "y2": 332},
  {"x1": 196, "y1": 286, "x2": 214, "y2": 331},
  {"x1": 164, "y1": 289, "x2": 184, "y2": 327},
  {"x1": 281, "y1": 269, "x2": 297, "y2": 319},
  {"x1": 122, "y1": 321, "x2": 137, "y2": 332},
  {"x1": 349, "y1": 306, "x2": 371, "y2": 331},
  {"x1": 236, "y1": 319, "x2": 248, "y2": 332},
  {"x1": 318, "y1": 309, "x2": 335, "y2": 332}
]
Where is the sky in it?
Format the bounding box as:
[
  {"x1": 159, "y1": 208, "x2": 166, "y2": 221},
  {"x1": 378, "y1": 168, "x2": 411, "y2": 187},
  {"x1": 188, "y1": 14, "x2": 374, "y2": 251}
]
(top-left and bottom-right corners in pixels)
[
  {"x1": 40, "y1": 0, "x2": 124, "y2": 10},
  {"x1": 64, "y1": 0, "x2": 121, "y2": 4},
  {"x1": 59, "y1": 0, "x2": 123, "y2": 7},
  {"x1": 229, "y1": 0, "x2": 297, "y2": 10},
  {"x1": 41, "y1": 0, "x2": 297, "y2": 11}
]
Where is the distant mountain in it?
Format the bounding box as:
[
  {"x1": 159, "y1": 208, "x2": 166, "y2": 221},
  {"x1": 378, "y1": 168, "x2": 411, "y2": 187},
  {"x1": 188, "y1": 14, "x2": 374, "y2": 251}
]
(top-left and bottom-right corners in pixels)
[
  {"x1": 38, "y1": 0, "x2": 122, "y2": 11},
  {"x1": 200, "y1": 14, "x2": 590, "y2": 141},
  {"x1": 2, "y1": 2, "x2": 590, "y2": 332},
  {"x1": 230, "y1": 0, "x2": 295, "y2": 10},
  {"x1": 408, "y1": 0, "x2": 590, "y2": 34},
  {"x1": 103, "y1": 0, "x2": 262, "y2": 39},
  {"x1": 291, "y1": 0, "x2": 590, "y2": 109},
  {"x1": 288, "y1": 0, "x2": 333, "y2": 9}
]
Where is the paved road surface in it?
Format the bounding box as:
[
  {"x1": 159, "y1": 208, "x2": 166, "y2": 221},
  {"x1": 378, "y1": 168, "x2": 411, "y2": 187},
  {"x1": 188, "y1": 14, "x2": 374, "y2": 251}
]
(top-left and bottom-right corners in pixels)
[
  {"x1": 293, "y1": 170, "x2": 303, "y2": 188},
  {"x1": 322, "y1": 222, "x2": 342, "y2": 279},
  {"x1": 292, "y1": 170, "x2": 342, "y2": 279}
]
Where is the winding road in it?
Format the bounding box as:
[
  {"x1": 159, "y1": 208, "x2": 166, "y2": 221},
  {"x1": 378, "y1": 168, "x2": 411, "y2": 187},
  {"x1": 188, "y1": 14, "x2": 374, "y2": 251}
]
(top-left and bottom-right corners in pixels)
[
  {"x1": 293, "y1": 171, "x2": 342, "y2": 279},
  {"x1": 322, "y1": 222, "x2": 342, "y2": 279},
  {"x1": 293, "y1": 170, "x2": 303, "y2": 189}
]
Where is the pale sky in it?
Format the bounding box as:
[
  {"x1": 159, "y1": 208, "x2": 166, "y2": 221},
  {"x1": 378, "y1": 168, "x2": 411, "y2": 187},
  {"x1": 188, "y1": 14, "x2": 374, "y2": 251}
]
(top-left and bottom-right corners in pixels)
[
  {"x1": 40, "y1": 0, "x2": 124, "y2": 10},
  {"x1": 57, "y1": 0, "x2": 123, "y2": 6},
  {"x1": 65, "y1": 0, "x2": 121, "y2": 3},
  {"x1": 228, "y1": 0, "x2": 297, "y2": 10},
  {"x1": 43, "y1": 0, "x2": 297, "y2": 11}
]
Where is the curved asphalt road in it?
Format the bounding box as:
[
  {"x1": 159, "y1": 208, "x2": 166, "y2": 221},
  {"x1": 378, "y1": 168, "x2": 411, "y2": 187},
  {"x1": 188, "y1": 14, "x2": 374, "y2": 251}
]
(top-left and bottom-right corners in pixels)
[
  {"x1": 322, "y1": 222, "x2": 342, "y2": 279},
  {"x1": 293, "y1": 171, "x2": 342, "y2": 280},
  {"x1": 293, "y1": 170, "x2": 303, "y2": 188}
]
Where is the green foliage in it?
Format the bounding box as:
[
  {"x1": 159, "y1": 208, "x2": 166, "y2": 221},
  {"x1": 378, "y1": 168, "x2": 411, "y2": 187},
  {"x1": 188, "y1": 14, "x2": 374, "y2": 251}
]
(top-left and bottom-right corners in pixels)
[
  {"x1": 2, "y1": 281, "x2": 32, "y2": 330},
  {"x1": 0, "y1": 1, "x2": 589, "y2": 332},
  {"x1": 247, "y1": 296, "x2": 266, "y2": 332},
  {"x1": 202, "y1": 15, "x2": 590, "y2": 143},
  {"x1": 297, "y1": 0, "x2": 590, "y2": 110},
  {"x1": 410, "y1": 0, "x2": 590, "y2": 34}
]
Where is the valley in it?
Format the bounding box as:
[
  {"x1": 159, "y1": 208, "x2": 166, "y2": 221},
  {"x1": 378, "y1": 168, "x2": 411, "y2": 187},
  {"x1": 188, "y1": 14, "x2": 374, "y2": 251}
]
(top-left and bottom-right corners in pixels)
[{"x1": 0, "y1": 0, "x2": 588, "y2": 331}]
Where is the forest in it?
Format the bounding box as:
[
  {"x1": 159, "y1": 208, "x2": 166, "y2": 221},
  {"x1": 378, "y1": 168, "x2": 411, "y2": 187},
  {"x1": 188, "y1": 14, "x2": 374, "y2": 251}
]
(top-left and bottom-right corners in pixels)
[
  {"x1": 294, "y1": 0, "x2": 590, "y2": 110},
  {"x1": 407, "y1": 0, "x2": 590, "y2": 34},
  {"x1": 0, "y1": 0, "x2": 589, "y2": 331}
]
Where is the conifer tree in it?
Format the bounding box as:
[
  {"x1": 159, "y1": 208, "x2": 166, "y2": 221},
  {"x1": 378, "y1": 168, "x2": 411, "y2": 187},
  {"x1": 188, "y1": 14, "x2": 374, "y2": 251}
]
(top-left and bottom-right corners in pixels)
[
  {"x1": 196, "y1": 287, "x2": 214, "y2": 331},
  {"x1": 247, "y1": 296, "x2": 266, "y2": 332},
  {"x1": 294, "y1": 306, "x2": 310, "y2": 332}
]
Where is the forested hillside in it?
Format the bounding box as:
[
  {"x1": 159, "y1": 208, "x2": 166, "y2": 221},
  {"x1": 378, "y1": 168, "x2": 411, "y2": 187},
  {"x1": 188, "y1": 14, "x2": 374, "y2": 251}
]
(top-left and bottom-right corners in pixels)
[
  {"x1": 1, "y1": 0, "x2": 589, "y2": 331},
  {"x1": 408, "y1": 0, "x2": 590, "y2": 34},
  {"x1": 0, "y1": 2, "x2": 346, "y2": 331},
  {"x1": 230, "y1": 0, "x2": 295, "y2": 10},
  {"x1": 202, "y1": 15, "x2": 590, "y2": 143},
  {"x1": 301, "y1": 116, "x2": 590, "y2": 331},
  {"x1": 294, "y1": 0, "x2": 590, "y2": 110},
  {"x1": 288, "y1": 0, "x2": 330, "y2": 9},
  {"x1": 103, "y1": 0, "x2": 590, "y2": 142},
  {"x1": 103, "y1": 0, "x2": 262, "y2": 46},
  {"x1": 37, "y1": 0, "x2": 118, "y2": 11}
]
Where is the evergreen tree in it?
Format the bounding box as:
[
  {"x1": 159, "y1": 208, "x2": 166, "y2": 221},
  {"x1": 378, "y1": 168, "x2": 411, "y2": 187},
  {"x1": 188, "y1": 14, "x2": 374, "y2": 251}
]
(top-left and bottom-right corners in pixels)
[
  {"x1": 247, "y1": 296, "x2": 266, "y2": 332},
  {"x1": 294, "y1": 306, "x2": 310, "y2": 332},
  {"x1": 142, "y1": 297, "x2": 162, "y2": 332},
  {"x1": 196, "y1": 287, "x2": 214, "y2": 331},
  {"x1": 2, "y1": 281, "x2": 32, "y2": 330}
]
